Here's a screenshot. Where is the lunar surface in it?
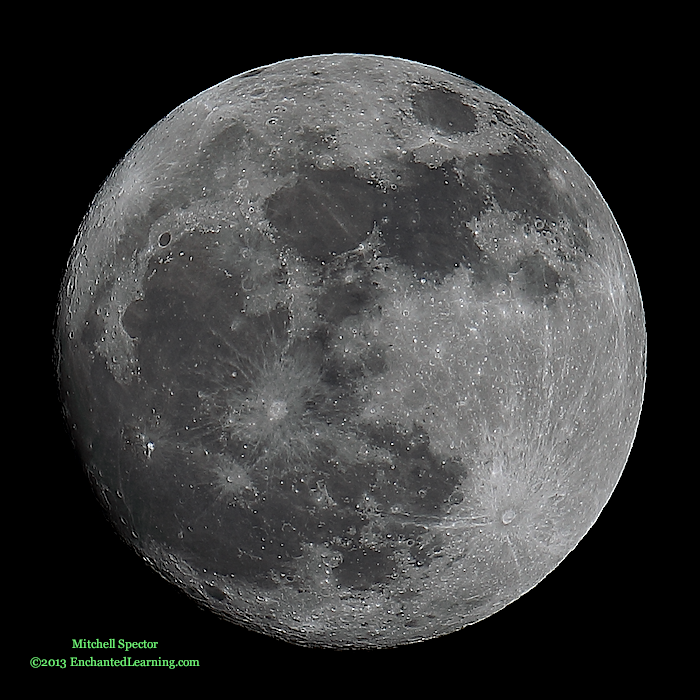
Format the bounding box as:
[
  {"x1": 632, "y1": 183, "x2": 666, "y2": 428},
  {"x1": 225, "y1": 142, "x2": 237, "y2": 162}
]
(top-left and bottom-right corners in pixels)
[{"x1": 56, "y1": 54, "x2": 645, "y2": 648}]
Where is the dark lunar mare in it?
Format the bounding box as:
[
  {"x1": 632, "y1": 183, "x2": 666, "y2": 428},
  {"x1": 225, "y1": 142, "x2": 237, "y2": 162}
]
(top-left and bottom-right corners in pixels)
[{"x1": 115, "y1": 218, "x2": 467, "y2": 589}]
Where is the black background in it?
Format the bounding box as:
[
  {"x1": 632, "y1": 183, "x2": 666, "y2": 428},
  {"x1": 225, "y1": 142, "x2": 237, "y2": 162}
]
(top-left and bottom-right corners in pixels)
[{"x1": 32, "y1": 32, "x2": 659, "y2": 679}]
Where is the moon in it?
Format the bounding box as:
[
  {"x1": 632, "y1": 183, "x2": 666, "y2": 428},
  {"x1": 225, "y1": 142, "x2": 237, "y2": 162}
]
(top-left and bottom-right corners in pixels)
[{"x1": 56, "y1": 54, "x2": 646, "y2": 648}]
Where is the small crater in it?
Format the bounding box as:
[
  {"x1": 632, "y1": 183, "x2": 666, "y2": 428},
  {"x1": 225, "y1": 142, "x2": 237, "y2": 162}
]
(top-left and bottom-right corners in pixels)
[{"x1": 501, "y1": 509, "x2": 516, "y2": 525}]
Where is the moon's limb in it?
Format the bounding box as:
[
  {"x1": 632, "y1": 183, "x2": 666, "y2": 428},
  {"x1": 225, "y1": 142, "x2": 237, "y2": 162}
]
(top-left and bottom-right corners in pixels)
[{"x1": 57, "y1": 54, "x2": 645, "y2": 648}]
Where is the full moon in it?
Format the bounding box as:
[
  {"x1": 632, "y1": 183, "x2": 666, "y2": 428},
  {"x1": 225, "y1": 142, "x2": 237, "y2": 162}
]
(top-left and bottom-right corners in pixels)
[{"x1": 56, "y1": 54, "x2": 646, "y2": 648}]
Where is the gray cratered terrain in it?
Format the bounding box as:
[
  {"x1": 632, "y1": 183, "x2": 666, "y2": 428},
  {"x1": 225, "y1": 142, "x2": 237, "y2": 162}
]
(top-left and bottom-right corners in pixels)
[{"x1": 56, "y1": 54, "x2": 645, "y2": 648}]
